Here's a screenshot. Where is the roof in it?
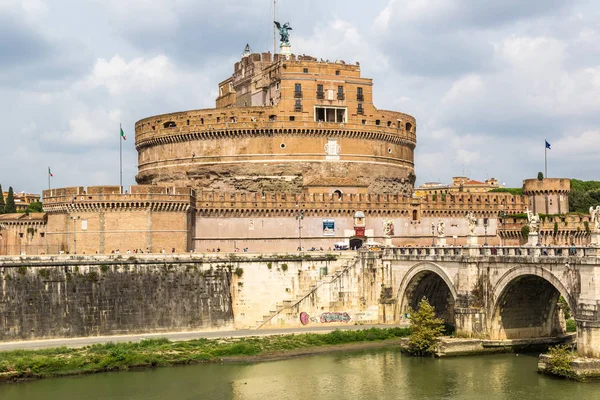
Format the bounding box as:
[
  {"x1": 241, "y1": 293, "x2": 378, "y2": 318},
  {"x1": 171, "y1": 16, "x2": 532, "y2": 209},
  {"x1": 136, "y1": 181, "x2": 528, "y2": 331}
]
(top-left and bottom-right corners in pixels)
[
  {"x1": 0, "y1": 213, "x2": 47, "y2": 222},
  {"x1": 463, "y1": 180, "x2": 485, "y2": 185},
  {"x1": 354, "y1": 211, "x2": 365, "y2": 218}
]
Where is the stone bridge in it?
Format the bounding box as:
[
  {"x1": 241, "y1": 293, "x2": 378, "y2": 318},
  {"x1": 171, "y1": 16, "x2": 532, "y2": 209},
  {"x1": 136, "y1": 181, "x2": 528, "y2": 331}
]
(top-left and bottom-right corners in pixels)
[{"x1": 369, "y1": 246, "x2": 600, "y2": 358}]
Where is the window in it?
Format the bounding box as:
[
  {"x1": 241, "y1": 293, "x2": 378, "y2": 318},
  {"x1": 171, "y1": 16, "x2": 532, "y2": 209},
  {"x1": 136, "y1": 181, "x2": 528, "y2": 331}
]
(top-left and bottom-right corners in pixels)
[
  {"x1": 362, "y1": 119, "x2": 366, "y2": 125},
  {"x1": 229, "y1": 82, "x2": 233, "y2": 91},
  {"x1": 289, "y1": 116, "x2": 295, "y2": 121},
  {"x1": 186, "y1": 119, "x2": 190, "y2": 126},
  {"x1": 269, "y1": 114, "x2": 277, "y2": 121},
  {"x1": 163, "y1": 121, "x2": 176, "y2": 128},
  {"x1": 357, "y1": 87, "x2": 363, "y2": 101},
  {"x1": 375, "y1": 119, "x2": 380, "y2": 126},
  {"x1": 315, "y1": 107, "x2": 347, "y2": 123},
  {"x1": 280, "y1": 143, "x2": 286, "y2": 149},
  {"x1": 406, "y1": 122, "x2": 412, "y2": 132},
  {"x1": 276, "y1": 82, "x2": 280, "y2": 90},
  {"x1": 219, "y1": 87, "x2": 224, "y2": 96},
  {"x1": 294, "y1": 99, "x2": 302, "y2": 112},
  {"x1": 387, "y1": 121, "x2": 392, "y2": 127},
  {"x1": 294, "y1": 83, "x2": 302, "y2": 98},
  {"x1": 337, "y1": 86, "x2": 344, "y2": 100},
  {"x1": 357, "y1": 103, "x2": 364, "y2": 114},
  {"x1": 317, "y1": 84, "x2": 324, "y2": 99},
  {"x1": 303, "y1": 68, "x2": 308, "y2": 73},
  {"x1": 335, "y1": 70, "x2": 340, "y2": 75}
]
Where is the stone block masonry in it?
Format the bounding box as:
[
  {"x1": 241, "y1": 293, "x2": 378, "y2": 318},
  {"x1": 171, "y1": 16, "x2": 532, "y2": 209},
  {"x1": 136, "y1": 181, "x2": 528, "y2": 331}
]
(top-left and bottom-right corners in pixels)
[{"x1": 0, "y1": 256, "x2": 233, "y2": 340}]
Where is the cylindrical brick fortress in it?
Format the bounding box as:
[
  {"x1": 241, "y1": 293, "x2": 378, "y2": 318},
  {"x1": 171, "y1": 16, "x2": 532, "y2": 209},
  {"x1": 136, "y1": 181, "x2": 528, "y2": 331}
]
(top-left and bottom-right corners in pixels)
[{"x1": 135, "y1": 54, "x2": 417, "y2": 195}]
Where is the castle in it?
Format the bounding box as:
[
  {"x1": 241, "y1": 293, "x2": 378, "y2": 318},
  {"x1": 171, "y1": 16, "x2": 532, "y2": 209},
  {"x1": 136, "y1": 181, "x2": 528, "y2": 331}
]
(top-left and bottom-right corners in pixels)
[{"x1": 0, "y1": 48, "x2": 593, "y2": 255}]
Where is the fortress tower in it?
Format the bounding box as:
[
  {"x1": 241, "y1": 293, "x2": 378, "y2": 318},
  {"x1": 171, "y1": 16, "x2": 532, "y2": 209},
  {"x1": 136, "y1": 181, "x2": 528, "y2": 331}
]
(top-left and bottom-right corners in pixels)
[
  {"x1": 522, "y1": 178, "x2": 570, "y2": 215},
  {"x1": 134, "y1": 52, "x2": 417, "y2": 196}
]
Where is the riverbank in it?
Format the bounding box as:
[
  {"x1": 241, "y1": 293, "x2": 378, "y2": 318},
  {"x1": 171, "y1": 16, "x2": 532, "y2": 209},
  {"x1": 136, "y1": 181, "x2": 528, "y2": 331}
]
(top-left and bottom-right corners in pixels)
[{"x1": 0, "y1": 327, "x2": 410, "y2": 384}]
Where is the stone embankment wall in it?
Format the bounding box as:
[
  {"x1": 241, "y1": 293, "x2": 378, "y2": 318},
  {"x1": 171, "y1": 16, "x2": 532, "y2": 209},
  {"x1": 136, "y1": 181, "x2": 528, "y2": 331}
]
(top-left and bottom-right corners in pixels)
[
  {"x1": 0, "y1": 253, "x2": 373, "y2": 341},
  {"x1": 0, "y1": 256, "x2": 234, "y2": 341}
]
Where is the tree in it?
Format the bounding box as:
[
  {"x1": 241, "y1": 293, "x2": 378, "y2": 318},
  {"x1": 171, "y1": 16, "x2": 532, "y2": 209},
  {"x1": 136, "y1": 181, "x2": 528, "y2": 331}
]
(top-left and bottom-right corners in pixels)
[
  {"x1": 25, "y1": 201, "x2": 43, "y2": 213},
  {"x1": 537, "y1": 172, "x2": 544, "y2": 181},
  {"x1": 0, "y1": 184, "x2": 4, "y2": 214},
  {"x1": 407, "y1": 298, "x2": 445, "y2": 356},
  {"x1": 5, "y1": 187, "x2": 16, "y2": 213},
  {"x1": 521, "y1": 225, "x2": 530, "y2": 239}
]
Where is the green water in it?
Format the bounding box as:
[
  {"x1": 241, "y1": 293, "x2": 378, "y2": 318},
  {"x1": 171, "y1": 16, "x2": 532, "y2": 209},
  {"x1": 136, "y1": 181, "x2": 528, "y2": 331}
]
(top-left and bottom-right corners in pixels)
[{"x1": 1, "y1": 349, "x2": 599, "y2": 399}]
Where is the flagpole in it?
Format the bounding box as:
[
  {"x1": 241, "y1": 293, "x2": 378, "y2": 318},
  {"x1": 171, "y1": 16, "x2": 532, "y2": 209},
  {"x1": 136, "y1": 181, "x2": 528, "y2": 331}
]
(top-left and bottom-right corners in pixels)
[
  {"x1": 120, "y1": 123, "x2": 123, "y2": 191},
  {"x1": 48, "y1": 167, "x2": 50, "y2": 191},
  {"x1": 545, "y1": 140, "x2": 547, "y2": 178}
]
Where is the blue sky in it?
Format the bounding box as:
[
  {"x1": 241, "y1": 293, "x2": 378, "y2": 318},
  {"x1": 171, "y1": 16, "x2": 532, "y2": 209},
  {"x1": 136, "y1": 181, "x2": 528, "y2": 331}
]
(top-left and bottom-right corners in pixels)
[{"x1": 1, "y1": 0, "x2": 599, "y2": 193}]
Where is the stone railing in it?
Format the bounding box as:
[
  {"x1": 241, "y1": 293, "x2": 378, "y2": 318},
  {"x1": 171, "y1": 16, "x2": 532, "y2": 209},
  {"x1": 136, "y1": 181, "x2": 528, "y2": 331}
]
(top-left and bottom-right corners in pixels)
[{"x1": 380, "y1": 245, "x2": 600, "y2": 258}]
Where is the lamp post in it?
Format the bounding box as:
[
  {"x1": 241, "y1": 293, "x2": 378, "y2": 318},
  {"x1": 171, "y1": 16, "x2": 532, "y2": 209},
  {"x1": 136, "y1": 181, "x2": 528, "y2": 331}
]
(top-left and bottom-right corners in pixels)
[
  {"x1": 484, "y1": 218, "x2": 488, "y2": 247},
  {"x1": 295, "y1": 210, "x2": 304, "y2": 251},
  {"x1": 431, "y1": 222, "x2": 435, "y2": 246}
]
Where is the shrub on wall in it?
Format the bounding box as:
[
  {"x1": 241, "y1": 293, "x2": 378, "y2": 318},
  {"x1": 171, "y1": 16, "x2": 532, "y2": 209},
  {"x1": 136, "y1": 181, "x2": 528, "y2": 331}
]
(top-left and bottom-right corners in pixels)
[
  {"x1": 545, "y1": 345, "x2": 575, "y2": 379},
  {"x1": 234, "y1": 267, "x2": 244, "y2": 278},
  {"x1": 281, "y1": 263, "x2": 288, "y2": 272},
  {"x1": 521, "y1": 225, "x2": 530, "y2": 239}
]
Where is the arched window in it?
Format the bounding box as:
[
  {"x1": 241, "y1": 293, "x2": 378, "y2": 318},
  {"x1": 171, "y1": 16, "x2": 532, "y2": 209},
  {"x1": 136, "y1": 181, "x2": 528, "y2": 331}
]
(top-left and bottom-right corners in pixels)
[
  {"x1": 163, "y1": 121, "x2": 176, "y2": 128},
  {"x1": 333, "y1": 190, "x2": 342, "y2": 200},
  {"x1": 412, "y1": 209, "x2": 418, "y2": 221},
  {"x1": 405, "y1": 122, "x2": 412, "y2": 132}
]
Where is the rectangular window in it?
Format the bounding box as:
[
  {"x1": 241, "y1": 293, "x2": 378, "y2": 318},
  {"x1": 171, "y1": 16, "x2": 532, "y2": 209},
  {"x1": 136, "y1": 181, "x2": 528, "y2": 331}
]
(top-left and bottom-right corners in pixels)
[
  {"x1": 294, "y1": 83, "x2": 302, "y2": 98},
  {"x1": 315, "y1": 107, "x2": 347, "y2": 123},
  {"x1": 357, "y1": 87, "x2": 364, "y2": 101},
  {"x1": 357, "y1": 103, "x2": 364, "y2": 114},
  {"x1": 337, "y1": 86, "x2": 344, "y2": 100},
  {"x1": 317, "y1": 84, "x2": 324, "y2": 99},
  {"x1": 295, "y1": 99, "x2": 302, "y2": 112},
  {"x1": 303, "y1": 68, "x2": 308, "y2": 73},
  {"x1": 335, "y1": 70, "x2": 340, "y2": 75}
]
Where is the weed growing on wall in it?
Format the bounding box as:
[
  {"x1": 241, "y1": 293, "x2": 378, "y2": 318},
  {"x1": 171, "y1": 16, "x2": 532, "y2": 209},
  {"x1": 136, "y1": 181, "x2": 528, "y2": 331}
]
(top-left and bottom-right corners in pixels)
[
  {"x1": 234, "y1": 267, "x2": 244, "y2": 278},
  {"x1": 281, "y1": 264, "x2": 288, "y2": 272}
]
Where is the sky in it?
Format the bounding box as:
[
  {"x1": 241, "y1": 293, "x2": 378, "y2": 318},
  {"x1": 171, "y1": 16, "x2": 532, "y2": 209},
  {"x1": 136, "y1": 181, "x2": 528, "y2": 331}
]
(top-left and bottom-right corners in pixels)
[{"x1": 1, "y1": 0, "x2": 599, "y2": 194}]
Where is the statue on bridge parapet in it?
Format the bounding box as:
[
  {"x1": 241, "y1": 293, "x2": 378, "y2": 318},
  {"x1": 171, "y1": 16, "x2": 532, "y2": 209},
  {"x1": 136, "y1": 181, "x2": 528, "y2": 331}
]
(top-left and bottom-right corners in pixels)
[
  {"x1": 437, "y1": 219, "x2": 445, "y2": 237},
  {"x1": 466, "y1": 211, "x2": 477, "y2": 236},
  {"x1": 526, "y1": 208, "x2": 541, "y2": 233},
  {"x1": 590, "y1": 206, "x2": 600, "y2": 233}
]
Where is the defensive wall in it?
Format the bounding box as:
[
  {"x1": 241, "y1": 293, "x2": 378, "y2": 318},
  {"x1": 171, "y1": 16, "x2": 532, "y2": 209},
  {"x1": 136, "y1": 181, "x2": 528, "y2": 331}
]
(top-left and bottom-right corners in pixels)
[
  {"x1": 134, "y1": 107, "x2": 417, "y2": 194},
  {"x1": 3, "y1": 248, "x2": 600, "y2": 360},
  {"x1": 34, "y1": 185, "x2": 196, "y2": 255}
]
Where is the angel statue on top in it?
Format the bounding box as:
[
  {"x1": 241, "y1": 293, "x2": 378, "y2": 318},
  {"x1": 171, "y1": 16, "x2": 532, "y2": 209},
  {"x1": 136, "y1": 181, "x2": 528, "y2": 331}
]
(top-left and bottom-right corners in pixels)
[{"x1": 274, "y1": 21, "x2": 292, "y2": 45}]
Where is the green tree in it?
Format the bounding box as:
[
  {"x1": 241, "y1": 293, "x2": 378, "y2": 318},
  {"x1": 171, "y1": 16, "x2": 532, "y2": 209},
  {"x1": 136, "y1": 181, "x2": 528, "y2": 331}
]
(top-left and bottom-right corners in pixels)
[
  {"x1": 521, "y1": 225, "x2": 530, "y2": 239},
  {"x1": 407, "y1": 298, "x2": 445, "y2": 356},
  {"x1": 4, "y1": 187, "x2": 16, "y2": 213},
  {"x1": 25, "y1": 201, "x2": 43, "y2": 213},
  {"x1": 537, "y1": 172, "x2": 544, "y2": 181},
  {"x1": 0, "y1": 184, "x2": 4, "y2": 214}
]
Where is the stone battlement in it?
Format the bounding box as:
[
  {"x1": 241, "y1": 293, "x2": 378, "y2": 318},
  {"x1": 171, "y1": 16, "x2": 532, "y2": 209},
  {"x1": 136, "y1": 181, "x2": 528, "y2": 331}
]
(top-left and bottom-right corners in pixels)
[
  {"x1": 522, "y1": 178, "x2": 570, "y2": 195},
  {"x1": 195, "y1": 190, "x2": 526, "y2": 217},
  {"x1": 134, "y1": 106, "x2": 416, "y2": 150},
  {"x1": 42, "y1": 185, "x2": 196, "y2": 213}
]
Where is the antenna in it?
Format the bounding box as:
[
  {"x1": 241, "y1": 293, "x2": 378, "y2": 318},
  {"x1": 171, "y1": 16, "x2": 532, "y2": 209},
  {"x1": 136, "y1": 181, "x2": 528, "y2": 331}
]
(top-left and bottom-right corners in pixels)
[{"x1": 273, "y1": 0, "x2": 277, "y2": 54}]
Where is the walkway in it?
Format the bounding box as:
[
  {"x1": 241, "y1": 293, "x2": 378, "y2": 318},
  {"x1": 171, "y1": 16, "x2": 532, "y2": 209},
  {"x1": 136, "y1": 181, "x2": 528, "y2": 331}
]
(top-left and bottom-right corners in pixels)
[{"x1": 0, "y1": 323, "x2": 409, "y2": 351}]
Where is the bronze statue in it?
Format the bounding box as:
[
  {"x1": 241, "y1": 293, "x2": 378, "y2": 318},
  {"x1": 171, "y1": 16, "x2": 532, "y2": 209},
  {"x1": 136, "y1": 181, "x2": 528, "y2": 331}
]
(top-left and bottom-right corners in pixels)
[{"x1": 274, "y1": 21, "x2": 292, "y2": 45}]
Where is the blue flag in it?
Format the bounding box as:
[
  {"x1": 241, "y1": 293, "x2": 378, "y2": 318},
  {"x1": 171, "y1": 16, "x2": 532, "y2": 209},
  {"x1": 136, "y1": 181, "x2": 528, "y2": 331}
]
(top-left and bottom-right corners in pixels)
[{"x1": 545, "y1": 140, "x2": 551, "y2": 149}]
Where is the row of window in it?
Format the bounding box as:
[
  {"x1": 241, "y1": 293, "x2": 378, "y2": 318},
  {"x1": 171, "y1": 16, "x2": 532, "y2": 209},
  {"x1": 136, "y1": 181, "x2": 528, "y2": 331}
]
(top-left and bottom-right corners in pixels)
[{"x1": 294, "y1": 84, "x2": 363, "y2": 101}]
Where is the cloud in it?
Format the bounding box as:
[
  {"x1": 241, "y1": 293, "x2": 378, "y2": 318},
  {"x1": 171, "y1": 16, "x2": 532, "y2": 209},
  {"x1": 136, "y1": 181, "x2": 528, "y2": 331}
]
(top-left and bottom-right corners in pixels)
[{"x1": 1, "y1": 0, "x2": 599, "y2": 194}]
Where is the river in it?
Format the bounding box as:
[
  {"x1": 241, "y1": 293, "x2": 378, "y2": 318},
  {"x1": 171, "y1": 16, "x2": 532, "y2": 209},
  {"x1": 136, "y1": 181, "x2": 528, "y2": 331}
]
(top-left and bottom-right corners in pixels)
[{"x1": 1, "y1": 348, "x2": 598, "y2": 399}]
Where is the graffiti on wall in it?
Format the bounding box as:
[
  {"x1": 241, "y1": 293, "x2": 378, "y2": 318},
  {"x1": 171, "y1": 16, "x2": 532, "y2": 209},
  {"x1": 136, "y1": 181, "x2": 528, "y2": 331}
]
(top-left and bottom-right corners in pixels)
[{"x1": 299, "y1": 311, "x2": 351, "y2": 325}]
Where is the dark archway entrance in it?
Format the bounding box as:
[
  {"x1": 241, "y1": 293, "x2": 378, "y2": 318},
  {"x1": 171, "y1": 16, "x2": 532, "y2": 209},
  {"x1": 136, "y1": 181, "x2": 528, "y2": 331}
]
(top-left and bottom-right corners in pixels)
[
  {"x1": 349, "y1": 238, "x2": 363, "y2": 250},
  {"x1": 491, "y1": 275, "x2": 567, "y2": 339},
  {"x1": 403, "y1": 271, "x2": 455, "y2": 328}
]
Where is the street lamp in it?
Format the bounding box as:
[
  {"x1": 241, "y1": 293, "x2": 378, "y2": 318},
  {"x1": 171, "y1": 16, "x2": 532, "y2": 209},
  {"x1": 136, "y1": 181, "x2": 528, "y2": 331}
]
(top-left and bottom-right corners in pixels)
[
  {"x1": 295, "y1": 210, "x2": 304, "y2": 251},
  {"x1": 431, "y1": 222, "x2": 435, "y2": 246}
]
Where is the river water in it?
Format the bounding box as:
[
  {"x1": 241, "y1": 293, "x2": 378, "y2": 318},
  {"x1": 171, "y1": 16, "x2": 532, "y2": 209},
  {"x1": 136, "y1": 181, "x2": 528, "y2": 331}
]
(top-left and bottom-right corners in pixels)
[{"x1": 1, "y1": 348, "x2": 599, "y2": 400}]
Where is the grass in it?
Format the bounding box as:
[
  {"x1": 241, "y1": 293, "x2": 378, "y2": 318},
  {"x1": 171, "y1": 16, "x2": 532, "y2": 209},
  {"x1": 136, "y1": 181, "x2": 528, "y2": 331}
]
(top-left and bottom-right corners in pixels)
[{"x1": 0, "y1": 328, "x2": 410, "y2": 382}]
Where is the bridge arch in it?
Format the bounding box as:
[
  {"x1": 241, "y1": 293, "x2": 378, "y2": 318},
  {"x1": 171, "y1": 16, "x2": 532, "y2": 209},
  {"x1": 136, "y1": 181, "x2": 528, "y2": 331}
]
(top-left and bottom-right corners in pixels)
[
  {"x1": 396, "y1": 262, "x2": 457, "y2": 326},
  {"x1": 489, "y1": 266, "x2": 575, "y2": 340}
]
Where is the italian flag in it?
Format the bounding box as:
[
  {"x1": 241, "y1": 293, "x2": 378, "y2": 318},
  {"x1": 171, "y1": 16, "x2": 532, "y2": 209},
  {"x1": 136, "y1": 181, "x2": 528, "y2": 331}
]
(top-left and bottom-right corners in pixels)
[
  {"x1": 48, "y1": 167, "x2": 53, "y2": 177},
  {"x1": 120, "y1": 127, "x2": 126, "y2": 141}
]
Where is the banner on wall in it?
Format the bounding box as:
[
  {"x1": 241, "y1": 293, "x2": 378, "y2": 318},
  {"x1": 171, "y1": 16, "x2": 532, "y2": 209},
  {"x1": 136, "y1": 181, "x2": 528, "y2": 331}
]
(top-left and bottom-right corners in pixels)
[
  {"x1": 355, "y1": 227, "x2": 365, "y2": 237},
  {"x1": 322, "y1": 219, "x2": 335, "y2": 235}
]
